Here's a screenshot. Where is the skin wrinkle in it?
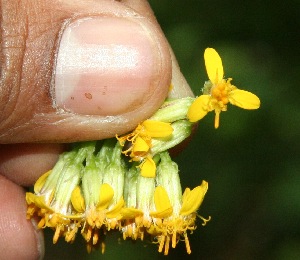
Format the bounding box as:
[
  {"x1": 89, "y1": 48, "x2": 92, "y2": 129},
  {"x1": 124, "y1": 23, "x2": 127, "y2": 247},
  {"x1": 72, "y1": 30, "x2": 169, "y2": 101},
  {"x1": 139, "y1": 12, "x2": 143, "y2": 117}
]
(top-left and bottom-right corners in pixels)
[
  {"x1": 0, "y1": 0, "x2": 54, "y2": 133},
  {"x1": 0, "y1": 1, "x2": 25, "y2": 126},
  {"x1": 0, "y1": 113, "x2": 131, "y2": 143},
  {"x1": 0, "y1": 0, "x2": 172, "y2": 143},
  {"x1": 0, "y1": 0, "x2": 64, "y2": 139}
]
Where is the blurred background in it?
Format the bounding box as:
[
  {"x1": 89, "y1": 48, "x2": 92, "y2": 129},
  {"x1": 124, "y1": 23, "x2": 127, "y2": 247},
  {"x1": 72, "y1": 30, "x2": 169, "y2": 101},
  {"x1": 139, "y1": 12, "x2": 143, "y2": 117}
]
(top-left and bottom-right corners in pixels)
[{"x1": 44, "y1": 1, "x2": 300, "y2": 259}]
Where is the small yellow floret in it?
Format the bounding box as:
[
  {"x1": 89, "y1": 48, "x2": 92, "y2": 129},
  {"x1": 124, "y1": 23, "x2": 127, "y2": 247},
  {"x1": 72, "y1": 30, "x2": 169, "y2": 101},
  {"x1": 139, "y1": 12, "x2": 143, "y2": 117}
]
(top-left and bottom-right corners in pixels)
[{"x1": 188, "y1": 48, "x2": 260, "y2": 128}]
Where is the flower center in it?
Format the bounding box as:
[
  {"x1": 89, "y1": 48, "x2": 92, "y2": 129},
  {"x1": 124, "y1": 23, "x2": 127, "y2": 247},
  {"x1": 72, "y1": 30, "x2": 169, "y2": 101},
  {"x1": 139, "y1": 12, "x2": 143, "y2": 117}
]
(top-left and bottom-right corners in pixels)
[{"x1": 211, "y1": 82, "x2": 229, "y2": 105}]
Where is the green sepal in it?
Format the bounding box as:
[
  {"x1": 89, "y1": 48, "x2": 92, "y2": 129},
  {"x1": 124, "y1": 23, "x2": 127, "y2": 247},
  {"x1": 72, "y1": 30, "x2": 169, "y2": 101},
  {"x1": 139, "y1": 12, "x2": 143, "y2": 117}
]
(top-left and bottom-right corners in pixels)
[
  {"x1": 149, "y1": 97, "x2": 194, "y2": 123},
  {"x1": 151, "y1": 120, "x2": 192, "y2": 155}
]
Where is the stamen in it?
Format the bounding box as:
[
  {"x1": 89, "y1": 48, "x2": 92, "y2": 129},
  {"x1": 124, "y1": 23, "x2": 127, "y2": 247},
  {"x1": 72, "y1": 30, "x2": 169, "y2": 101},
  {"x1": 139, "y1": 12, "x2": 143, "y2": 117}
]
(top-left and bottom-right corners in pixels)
[
  {"x1": 53, "y1": 226, "x2": 61, "y2": 244},
  {"x1": 85, "y1": 226, "x2": 92, "y2": 242},
  {"x1": 158, "y1": 235, "x2": 165, "y2": 253},
  {"x1": 214, "y1": 111, "x2": 220, "y2": 129},
  {"x1": 127, "y1": 224, "x2": 133, "y2": 237},
  {"x1": 65, "y1": 224, "x2": 79, "y2": 242},
  {"x1": 164, "y1": 235, "x2": 170, "y2": 255},
  {"x1": 86, "y1": 243, "x2": 92, "y2": 254},
  {"x1": 38, "y1": 218, "x2": 45, "y2": 228},
  {"x1": 184, "y1": 233, "x2": 191, "y2": 254},
  {"x1": 172, "y1": 231, "x2": 177, "y2": 248},
  {"x1": 93, "y1": 230, "x2": 99, "y2": 245},
  {"x1": 101, "y1": 242, "x2": 106, "y2": 254},
  {"x1": 140, "y1": 230, "x2": 144, "y2": 240}
]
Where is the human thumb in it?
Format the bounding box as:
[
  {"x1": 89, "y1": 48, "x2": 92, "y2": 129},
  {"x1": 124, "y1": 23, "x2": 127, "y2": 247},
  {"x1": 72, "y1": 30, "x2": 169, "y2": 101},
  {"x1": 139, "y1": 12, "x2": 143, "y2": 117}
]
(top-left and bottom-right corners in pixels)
[{"x1": 0, "y1": 0, "x2": 171, "y2": 143}]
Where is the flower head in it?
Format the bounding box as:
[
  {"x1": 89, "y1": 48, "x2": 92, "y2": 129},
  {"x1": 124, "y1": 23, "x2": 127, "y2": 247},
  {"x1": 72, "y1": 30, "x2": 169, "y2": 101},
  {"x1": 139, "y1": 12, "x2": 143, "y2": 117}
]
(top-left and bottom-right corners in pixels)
[
  {"x1": 121, "y1": 152, "x2": 210, "y2": 255},
  {"x1": 188, "y1": 48, "x2": 260, "y2": 128},
  {"x1": 117, "y1": 120, "x2": 173, "y2": 178},
  {"x1": 148, "y1": 181, "x2": 209, "y2": 255},
  {"x1": 26, "y1": 141, "x2": 127, "y2": 251}
]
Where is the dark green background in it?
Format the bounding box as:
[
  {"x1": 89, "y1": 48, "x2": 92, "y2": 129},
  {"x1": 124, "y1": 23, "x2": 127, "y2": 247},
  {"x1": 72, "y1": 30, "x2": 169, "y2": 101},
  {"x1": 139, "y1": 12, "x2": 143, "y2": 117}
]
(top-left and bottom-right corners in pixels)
[{"x1": 44, "y1": 1, "x2": 300, "y2": 259}]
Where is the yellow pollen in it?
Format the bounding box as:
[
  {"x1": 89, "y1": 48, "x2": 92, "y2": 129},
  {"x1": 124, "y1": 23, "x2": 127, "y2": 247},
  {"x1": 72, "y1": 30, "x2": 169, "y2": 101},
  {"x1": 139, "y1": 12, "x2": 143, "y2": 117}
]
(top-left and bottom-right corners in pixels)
[
  {"x1": 222, "y1": 96, "x2": 229, "y2": 104},
  {"x1": 212, "y1": 83, "x2": 229, "y2": 104}
]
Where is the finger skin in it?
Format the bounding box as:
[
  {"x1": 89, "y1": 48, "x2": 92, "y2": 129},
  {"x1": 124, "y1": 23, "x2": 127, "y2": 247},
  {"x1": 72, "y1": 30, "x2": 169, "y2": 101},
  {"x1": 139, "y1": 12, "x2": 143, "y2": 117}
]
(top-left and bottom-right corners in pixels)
[
  {"x1": 0, "y1": 0, "x2": 171, "y2": 143},
  {"x1": 0, "y1": 175, "x2": 44, "y2": 259},
  {"x1": 0, "y1": 143, "x2": 66, "y2": 186}
]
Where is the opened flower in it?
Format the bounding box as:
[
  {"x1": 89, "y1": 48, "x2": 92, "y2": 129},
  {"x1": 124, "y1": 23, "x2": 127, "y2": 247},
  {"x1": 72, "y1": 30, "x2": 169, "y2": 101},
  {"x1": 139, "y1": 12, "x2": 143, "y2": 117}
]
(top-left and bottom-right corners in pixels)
[
  {"x1": 117, "y1": 120, "x2": 173, "y2": 178},
  {"x1": 149, "y1": 182, "x2": 209, "y2": 255},
  {"x1": 121, "y1": 152, "x2": 210, "y2": 255},
  {"x1": 187, "y1": 48, "x2": 260, "y2": 128}
]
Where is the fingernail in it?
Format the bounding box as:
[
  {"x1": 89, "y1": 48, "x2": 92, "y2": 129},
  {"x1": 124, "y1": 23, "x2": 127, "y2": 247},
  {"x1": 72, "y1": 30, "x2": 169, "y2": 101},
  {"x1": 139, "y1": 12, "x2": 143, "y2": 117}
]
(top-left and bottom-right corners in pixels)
[{"x1": 54, "y1": 17, "x2": 160, "y2": 115}]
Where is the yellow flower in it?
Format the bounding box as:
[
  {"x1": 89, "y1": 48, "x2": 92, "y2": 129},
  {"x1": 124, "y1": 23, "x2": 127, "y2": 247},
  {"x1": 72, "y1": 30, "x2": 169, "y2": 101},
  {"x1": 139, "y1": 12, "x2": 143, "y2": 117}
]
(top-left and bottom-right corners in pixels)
[
  {"x1": 120, "y1": 152, "x2": 210, "y2": 255},
  {"x1": 27, "y1": 142, "x2": 210, "y2": 255},
  {"x1": 117, "y1": 120, "x2": 173, "y2": 177},
  {"x1": 26, "y1": 142, "x2": 128, "y2": 251},
  {"x1": 148, "y1": 181, "x2": 209, "y2": 255},
  {"x1": 26, "y1": 170, "x2": 84, "y2": 244},
  {"x1": 188, "y1": 48, "x2": 260, "y2": 128},
  {"x1": 78, "y1": 183, "x2": 125, "y2": 252}
]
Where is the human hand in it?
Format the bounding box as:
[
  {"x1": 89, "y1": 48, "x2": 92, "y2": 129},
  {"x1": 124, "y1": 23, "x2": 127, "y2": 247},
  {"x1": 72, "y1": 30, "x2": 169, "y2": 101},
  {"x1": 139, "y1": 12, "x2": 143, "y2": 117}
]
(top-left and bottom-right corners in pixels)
[{"x1": 0, "y1": 0, "x2": 192, "y2": 258}]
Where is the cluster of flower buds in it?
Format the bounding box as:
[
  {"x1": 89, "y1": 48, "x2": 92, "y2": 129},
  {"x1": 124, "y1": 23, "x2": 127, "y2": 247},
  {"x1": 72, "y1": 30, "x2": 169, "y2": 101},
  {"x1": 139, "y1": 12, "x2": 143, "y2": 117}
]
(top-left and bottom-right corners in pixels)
[
  {"x1": 26, "y1": 139, "x2": 209, "y2": 255},
  {"x1": 26, "y1": 48, "x2": 260, "y2": 255}
]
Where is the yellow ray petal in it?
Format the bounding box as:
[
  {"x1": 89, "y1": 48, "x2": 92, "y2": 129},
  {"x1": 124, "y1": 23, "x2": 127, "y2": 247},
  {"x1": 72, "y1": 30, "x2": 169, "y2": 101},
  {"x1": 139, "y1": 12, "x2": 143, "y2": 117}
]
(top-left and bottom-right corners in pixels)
[
  {"x1": 180, "y1": 180, "x2": 208, "y2": 216},
  {"x1": 150, "y1": 186, "x2": 173, "y2": 218},
  {"x1": 140, "y1": 157, "x2": 156, "y2": 178},
  {"x1": 229, "y1": 89, "x2": 260, "y2": 109},
  {"x1": 187, "y1": 95, "x2": 210, "y2": 122},
  {"x1": 34, "y1": 170, "x2": 51, "y2": 193},
  {"x1": 97, "y1": 183, "x2": 114, "y2": 210},
  {"x1": 204, "y1": 48, "x2": 224, "y2": 84},
  {"x1": 106, "y1": 197, "x2": 125, "y2": 219},
  {"x1": 121, "y1": 208, "x2": 143, "y2": 219},
  {"x1": 26, "y1": 193, "x2": 53, "y2": 211},
  {"x1": 181, "y1": 187, "x2": 191, "y2": 202},
  {"x1": 71, "y1": 186, "x2": 85, "y2": 213},
  {"x1": 132, "y1": 136, "x2": 150, "y2": 154},
  {"x1": 142, "y1": 120, "x2": 173, "y2": 138}
]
